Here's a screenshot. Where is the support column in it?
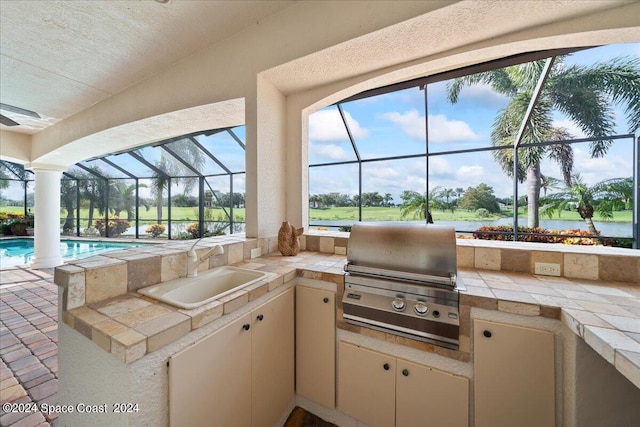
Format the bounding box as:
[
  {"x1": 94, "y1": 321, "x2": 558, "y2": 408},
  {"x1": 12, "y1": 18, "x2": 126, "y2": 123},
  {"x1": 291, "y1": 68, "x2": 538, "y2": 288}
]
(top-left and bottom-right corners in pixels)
[
  {"x1": 245, "y1": 75, "x2": 287, "y2": 238},
  {"x1": 27, "y1": 165, "x2": 65, "y2": 268}
]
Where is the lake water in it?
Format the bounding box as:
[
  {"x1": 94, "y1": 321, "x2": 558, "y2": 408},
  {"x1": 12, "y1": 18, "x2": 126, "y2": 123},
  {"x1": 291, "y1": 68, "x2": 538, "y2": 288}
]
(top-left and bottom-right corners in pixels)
[{"x1": 310, "y1": 218, "x2": 633, "y2": 237}]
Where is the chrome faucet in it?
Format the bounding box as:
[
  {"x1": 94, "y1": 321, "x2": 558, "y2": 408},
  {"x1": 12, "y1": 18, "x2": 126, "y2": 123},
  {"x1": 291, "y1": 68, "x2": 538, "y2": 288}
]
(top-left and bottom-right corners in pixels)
[{"x1": 187, "y1": 238, "x2": 224, "y2": 278}]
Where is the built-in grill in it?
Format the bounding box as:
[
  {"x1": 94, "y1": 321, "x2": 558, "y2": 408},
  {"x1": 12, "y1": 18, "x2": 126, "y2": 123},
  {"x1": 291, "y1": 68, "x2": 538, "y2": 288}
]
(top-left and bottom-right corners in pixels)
[{"x1": 342, "y1": 223, "x2": 465, "y2": 350}]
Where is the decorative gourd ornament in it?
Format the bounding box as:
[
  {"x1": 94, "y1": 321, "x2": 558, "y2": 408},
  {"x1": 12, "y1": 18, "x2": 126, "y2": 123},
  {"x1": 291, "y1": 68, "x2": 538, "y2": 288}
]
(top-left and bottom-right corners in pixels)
[{"x1": 278, "y1": 221, "x2": 304, "y2": 256}]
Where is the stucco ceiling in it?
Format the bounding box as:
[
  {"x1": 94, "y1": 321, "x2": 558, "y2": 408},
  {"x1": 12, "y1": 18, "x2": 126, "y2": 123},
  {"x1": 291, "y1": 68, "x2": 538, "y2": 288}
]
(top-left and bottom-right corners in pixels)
[{"x1": 0, "y1": 0, "x2": 293, "y2": 135}]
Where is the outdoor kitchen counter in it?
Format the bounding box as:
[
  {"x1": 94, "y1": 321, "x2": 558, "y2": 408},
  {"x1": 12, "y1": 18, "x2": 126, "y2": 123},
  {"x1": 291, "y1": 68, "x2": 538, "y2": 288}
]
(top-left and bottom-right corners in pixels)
[
  {"x1": 455, "y1": 268, "x2": 640, "y2": 389},
  {"x1": 57, "y1": 250, "x2": 640, "y2": 388}
]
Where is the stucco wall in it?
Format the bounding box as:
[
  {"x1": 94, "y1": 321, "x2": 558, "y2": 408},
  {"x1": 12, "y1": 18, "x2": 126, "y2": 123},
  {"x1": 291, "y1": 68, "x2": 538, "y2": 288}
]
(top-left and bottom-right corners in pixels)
[
  {"x1": 57, "y1": 284, "x2": 294, "y2": 426},
  {"x1": 572, "y1": 334, "x2": 640, "y2": 427}
]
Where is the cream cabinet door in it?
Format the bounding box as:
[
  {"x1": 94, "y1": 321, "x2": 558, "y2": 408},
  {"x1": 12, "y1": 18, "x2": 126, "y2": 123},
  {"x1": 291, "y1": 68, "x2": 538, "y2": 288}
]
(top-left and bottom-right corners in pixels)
[
  {"x1": 474, "y1": 319, "x2": 555, "y2": 427},
  {"x1": 251, "y1": 288, "x2": 294, "y2": 427},
  {"x1": 169, "y1": 313, "x2": 252, "y2": 427},
  {"x1": 296, "y1": 286, "x2": 336, "y2": 408},
  {"x1": 396, "y1": 359, "x2": 469, "y2": 427},
  {"x1": 338, "y1": 341, "x2": 395, "y2": 427}
]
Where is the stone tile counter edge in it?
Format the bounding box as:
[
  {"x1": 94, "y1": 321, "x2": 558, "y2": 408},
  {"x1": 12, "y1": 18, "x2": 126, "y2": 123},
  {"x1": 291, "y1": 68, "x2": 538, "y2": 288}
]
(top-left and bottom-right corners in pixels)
[{"x1": 54, "y1": 237, "x2": 639, "y2": 388}]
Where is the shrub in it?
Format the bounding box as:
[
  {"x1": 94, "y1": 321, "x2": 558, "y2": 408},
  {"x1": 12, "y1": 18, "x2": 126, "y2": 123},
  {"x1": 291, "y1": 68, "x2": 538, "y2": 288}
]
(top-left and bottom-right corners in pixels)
[
  {"x1": 186, "y1": 222, "x2": 200, "y2": 239},
  {"x1": 145, "y1": 223, "x2": 166, "y2": 238},
  {"x1": 94, "y1": 216, "x2": 130, "y2": 237},
  {"x1": 472, "y1": 225, "x2": 616, "y2": 246},
  {"x1": 475, "y1": 208, "x2": 490, "y2": 218}
]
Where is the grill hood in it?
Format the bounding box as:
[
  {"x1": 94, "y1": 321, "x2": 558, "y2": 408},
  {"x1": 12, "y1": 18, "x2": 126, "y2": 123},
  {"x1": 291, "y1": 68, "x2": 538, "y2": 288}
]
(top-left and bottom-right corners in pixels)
[{"x1": 345, "y1": 223, "x2": 458, "y2": 289}]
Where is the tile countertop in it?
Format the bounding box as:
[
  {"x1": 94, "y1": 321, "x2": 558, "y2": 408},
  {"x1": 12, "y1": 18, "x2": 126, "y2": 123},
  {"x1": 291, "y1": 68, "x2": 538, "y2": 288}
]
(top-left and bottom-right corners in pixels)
[
  {"x1": 59, "y1": 251, "x2": 640, "y2": 388},
  {"x1": 456, "y1": 268, "x2": 640, "y2": 388}
]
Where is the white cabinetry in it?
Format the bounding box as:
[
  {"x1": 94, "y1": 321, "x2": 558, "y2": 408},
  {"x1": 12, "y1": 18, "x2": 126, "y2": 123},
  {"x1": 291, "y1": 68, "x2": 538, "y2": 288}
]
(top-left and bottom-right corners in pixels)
[
  {"x1": 338, "y1": 341, "x2": 469, "y2": 427},
  {"x1": 296, "y1": 286, "x2": 336, "y2": 408},
  {"x1": 474, "y1": 319, "x2": 555, "y2": 427},
  {"x1": 169, "y1": 288, "x2": 294, "y2": 427}
]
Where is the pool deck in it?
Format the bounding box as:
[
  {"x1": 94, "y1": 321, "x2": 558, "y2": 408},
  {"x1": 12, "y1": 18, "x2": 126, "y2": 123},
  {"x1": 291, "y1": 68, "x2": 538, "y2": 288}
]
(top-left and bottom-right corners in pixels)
[{"x1": 0, "y1": 266, "x2": 58, "y2": 427}]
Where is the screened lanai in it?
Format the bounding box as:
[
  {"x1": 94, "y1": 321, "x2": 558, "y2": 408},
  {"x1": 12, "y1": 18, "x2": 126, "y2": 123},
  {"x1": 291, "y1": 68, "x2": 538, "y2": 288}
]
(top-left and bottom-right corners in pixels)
[
  {"x1": 308, "y1": 47, "x2": 640, "y2": 249},
  {"x1": 0, "y1": 126, "x2": 247, "y2": 240}
]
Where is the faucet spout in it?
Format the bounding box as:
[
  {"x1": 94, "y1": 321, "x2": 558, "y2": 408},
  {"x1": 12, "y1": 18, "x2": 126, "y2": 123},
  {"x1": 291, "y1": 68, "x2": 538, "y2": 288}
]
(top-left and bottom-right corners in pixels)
[{"x1": 187, "y1": 239, "x2": 224, "y2": 278}]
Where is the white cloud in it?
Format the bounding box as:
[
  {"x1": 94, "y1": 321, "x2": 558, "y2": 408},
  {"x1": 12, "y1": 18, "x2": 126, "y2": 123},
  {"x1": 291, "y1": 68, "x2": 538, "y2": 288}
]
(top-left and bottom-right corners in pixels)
[
  {"x1": 381, "y1": 110, "x2": 424, "y2": 140},
  {"x1": 456, "y1": 165, "x2": 484, "y2": 180},
  {"x1": 381, "y1": 110, "x2": 478, "y2": 143},
  {"x1": 310, "y1": 144, "x2": 350, "y2": 161},
  {"x1": 429, "y1": 114, "x2": 479, "y2": 143},
  {"x1": 309, "y1": 109, "x2": 368, "y2": 142},
  {"x1": 572, "y1": 146, "x2": 632, "y2": 185},
  {"x1": 457, "y1": 83, "x2": 510, "y2": 107},
  {"x1": 539, "y1": 145, "x2": 632, "y2": 188},
  {"x1": 429, "y1": 81, "x2": 508, "y2": 107},
  {"x1": 429, "y1": 157, "x2": 454, "y2": 177},
  {"x1": 552, "y1": 119, "x2": 586, "y2": 138}
]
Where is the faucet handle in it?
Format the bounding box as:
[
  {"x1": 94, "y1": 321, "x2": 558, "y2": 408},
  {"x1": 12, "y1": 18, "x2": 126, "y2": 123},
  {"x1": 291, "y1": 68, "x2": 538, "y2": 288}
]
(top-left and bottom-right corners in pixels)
[{"x1": 188, "y1": 237, "x2": 205, "y2": 256}]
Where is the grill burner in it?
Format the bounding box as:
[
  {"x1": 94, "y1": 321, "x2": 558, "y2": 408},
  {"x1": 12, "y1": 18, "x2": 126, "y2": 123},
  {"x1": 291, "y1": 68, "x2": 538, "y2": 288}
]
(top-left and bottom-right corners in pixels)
[{"x1": 342, "y1": 223, "x2": 464, "y2": 350}]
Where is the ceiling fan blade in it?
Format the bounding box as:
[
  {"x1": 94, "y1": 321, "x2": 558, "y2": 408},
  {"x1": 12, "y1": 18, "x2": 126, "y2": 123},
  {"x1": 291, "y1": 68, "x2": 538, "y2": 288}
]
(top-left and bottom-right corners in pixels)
[
  {"x1": 0, "y1": 103, "x2": 40, "y2": 119},
  {"x1": 0, "y1": 114, "x2": 20, "y2": 126}
]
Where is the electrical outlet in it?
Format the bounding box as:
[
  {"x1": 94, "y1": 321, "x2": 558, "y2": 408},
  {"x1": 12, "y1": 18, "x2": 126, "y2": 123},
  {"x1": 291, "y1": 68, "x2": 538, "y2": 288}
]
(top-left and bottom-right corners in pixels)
[
  {"x1": 250, "y1": 247, "x2": 262, "y2": 259},
  {"x1": 534, "y1": 262, "x2": 561, "y2": 276}
]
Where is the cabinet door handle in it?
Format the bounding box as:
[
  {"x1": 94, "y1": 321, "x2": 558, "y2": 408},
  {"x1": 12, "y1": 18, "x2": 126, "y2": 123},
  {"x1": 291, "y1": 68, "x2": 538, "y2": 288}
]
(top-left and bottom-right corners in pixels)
[
  {"x1": 383, "y1": 363, "x2": 390, "y2": 371},
  {"x1": 402, "y1": 369, "x2": 409, "y2": 377},
  {"x1": 242, "y1": 323, "x2": 250, "y2": 331},
  {"x1": 483, "y1": 330, "x2": 492, "y2": 338},
  {"x1": 257, "y1": 314, "x2": 264, "y2": 321},
  {"x1": 323, "y1": 297, "x2": 329, "y2": 303}
]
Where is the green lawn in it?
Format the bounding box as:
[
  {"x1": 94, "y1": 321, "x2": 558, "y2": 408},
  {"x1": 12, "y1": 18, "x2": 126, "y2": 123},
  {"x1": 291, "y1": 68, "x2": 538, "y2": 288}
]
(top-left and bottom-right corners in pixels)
[
  {"x1": 1, "y1": 205, "x2": 631, "y2": 224},
  {"x1": 57, "y1": 207, "x2": 246, "y2": 223},
  {"x1": 309, "y1": 206, "x2": 633, "y2": 223}
]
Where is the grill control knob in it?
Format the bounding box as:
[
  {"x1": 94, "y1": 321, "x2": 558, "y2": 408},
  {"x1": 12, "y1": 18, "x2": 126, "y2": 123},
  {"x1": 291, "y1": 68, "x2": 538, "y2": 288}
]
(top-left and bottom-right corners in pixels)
[
  {"x1": 414, "y1": 302, "x2": 429, "y2": 316},
  {"x1": 392, "y1": 298, "x2": 406, "y2": 312}
]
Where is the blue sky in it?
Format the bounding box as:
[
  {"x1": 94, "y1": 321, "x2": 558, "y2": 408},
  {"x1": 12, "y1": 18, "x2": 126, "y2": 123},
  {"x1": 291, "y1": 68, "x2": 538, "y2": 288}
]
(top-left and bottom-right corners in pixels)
[{"x1": 309, "y1": 42, "x2": 640, "y2": 203}]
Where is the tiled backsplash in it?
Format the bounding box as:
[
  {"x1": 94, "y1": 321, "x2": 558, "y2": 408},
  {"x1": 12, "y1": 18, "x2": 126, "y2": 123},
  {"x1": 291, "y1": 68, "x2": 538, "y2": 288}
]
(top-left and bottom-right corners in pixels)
[
  {"x1": 55, "y1": 232, "x2": 638, "y2": 314},
  {"x1": 304, "y1": 231, "x2": 640, "y2": 285}
]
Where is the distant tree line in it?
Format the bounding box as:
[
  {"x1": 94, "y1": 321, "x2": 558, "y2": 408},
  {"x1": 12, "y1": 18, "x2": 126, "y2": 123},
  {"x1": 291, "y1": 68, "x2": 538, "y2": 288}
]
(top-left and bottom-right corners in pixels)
[
  {"x1": 310, "y1": 185, "x2": 504, "y2": 214},
  {"x1": 309, "y1": 192, "x2": 395, "y2": 208}
]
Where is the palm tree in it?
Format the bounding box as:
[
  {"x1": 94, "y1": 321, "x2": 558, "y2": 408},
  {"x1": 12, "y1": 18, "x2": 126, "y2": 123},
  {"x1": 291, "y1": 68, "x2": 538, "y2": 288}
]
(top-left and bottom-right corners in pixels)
[
  {"x1": 399, "y1": 187, "x2": 441, "y2": 220},
  {"x1": 447, "y1": 55, "x2": 640, "y2": 228},
  {"x1": 148, "y1": 140, "x2": 204, "y2": 224},
  {"x1": 77, "y1": 167, "x2": 107, "y2": 228},
  {"x1": 540, "y1": 175, "x2": 562, "y2": 197},
  {"x1": 383, "y1": 193, "x2": 393, "y2": 207},
  {"x1": 60, "y1": 179, "x2": 77, "y2": 233},
  {"x1": 438, "y1": 188, "x2": 456, "y2": 213},
  {"x1": 109, "y1": 181, "x2": 148, "y2": 219},
  {"x1": 541, "y1": 174, "x2": 631, "y2": 234}
]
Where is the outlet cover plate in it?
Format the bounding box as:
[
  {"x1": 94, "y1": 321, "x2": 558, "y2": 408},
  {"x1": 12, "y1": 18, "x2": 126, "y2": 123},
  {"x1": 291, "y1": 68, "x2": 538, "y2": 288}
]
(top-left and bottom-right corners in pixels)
[{"x1": 534, "y1": 262, "x2": 561, "y2": 276}]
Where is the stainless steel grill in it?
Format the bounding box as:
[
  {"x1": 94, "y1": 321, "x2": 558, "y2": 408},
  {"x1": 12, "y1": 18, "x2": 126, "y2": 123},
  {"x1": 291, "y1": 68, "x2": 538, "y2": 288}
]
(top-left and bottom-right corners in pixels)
[{"x1": 342, "y1": 223, "x2": 465, "y2": 350}]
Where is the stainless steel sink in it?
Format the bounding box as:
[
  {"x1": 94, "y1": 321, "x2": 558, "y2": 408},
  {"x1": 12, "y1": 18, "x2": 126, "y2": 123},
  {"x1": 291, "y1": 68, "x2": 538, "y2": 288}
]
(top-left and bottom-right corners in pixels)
[{"x1": 137, "y1": 266, "x2": 268, "y2": 309}]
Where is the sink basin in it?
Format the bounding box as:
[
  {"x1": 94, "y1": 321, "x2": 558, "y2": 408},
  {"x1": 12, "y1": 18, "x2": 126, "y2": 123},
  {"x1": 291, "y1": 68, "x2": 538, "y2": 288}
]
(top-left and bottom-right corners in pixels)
[{"x1": 137, "y1": 266, "x2": 268, "y2": 309}]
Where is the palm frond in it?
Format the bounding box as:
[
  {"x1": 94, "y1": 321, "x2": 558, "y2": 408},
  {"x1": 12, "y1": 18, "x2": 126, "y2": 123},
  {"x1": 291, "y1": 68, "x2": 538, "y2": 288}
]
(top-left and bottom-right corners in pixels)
[
  {"x1": 546, "y1": 128, "x2": 574, "y2": 186},
  {"x1": 550, "y1": 56, "x2": 640, "y2": 146},
  {"x1": 446, "y1": 69, "x2": 515, "y2": 104}
]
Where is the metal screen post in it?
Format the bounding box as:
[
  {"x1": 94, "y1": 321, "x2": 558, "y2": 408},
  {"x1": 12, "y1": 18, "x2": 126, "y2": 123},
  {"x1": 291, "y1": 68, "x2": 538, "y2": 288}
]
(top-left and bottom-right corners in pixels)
[
  {"x1": 512, "y1": 57, "x2": 556, "y2": 242},
  {"x1": 198, "y1": 177, "x2": 205, "y2": 238},
  {"x1": 634, "y1": 133, "x2": 639, "y2": 249},
  {"x1": 167, "y1": 178, "x2": 172, "y2": 240},
  {"x1": 135, "y1": 178, "x2": 140, "y2": 239}
]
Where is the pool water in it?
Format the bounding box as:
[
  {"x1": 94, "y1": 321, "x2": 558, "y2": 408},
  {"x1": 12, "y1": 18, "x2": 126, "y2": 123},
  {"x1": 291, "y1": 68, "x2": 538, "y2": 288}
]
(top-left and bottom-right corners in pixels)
[{"x1": 0, "y1": 238, "x2": 149, "y2": 268}]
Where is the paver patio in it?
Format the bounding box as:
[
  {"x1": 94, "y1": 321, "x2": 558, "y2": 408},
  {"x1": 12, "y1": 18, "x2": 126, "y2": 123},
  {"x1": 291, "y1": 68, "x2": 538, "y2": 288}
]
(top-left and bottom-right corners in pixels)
[{"x1": 0, "y1": 266, "x2": 58, "y2": 427}]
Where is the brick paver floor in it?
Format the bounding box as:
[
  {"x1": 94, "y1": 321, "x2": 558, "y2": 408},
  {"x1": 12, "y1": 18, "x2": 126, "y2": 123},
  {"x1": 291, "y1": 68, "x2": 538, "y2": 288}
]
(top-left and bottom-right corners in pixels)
[{"x1": 0, "y1": 266, "x2": 58, "y2": 427}]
